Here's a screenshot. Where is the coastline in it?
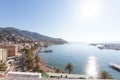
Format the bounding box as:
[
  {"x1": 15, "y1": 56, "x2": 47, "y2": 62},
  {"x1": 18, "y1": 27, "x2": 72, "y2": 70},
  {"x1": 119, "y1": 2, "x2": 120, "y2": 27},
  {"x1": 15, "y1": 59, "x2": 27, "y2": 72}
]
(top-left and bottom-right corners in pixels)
[
  {"x1": 38, "y1": 59, "x2": 55, "y2": 72},
  {"x1": 33, "y1": 45, "x2": 55, "y2": 72}
]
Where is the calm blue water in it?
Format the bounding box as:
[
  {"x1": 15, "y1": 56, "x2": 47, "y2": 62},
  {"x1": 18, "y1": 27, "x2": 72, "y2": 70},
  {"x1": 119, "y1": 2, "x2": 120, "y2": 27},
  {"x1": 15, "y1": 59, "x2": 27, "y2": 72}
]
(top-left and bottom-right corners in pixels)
[{"x1": 39, "y1": 42, "x2": 120, "y2": 79}]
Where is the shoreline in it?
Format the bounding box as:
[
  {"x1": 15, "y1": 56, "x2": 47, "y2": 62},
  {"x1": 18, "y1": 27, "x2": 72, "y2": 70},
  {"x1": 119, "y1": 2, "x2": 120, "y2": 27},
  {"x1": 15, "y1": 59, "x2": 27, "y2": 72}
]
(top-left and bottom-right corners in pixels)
[
  {"x1": 33, "y1": 45, "x2": 55, "y2": 72},
  {"x1": 38, "y1": 59, "x2": 55, "y2": 72}
]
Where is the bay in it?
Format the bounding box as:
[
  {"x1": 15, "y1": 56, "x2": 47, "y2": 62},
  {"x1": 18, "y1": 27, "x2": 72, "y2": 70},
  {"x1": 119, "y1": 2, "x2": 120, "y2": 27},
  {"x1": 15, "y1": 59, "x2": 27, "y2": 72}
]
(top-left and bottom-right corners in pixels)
[{"x1": 39, "y1": 42, "x2": 120, "y2": 79}]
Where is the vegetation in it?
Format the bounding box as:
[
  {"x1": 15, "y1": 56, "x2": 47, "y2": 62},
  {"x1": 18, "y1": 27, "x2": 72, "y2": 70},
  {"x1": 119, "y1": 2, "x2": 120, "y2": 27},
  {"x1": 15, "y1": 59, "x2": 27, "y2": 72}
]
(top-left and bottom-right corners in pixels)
[
  {"x1": 0, "y1": 63, "x2": 6, "y2": 71},
  {"x1": 65, "y1": 63, "x2": 73, "y2": 73},
  {"x1": 33, "y1": 64, "x2": 43, "y2": 73},
  {"x1": 55, "y1": 68, "x2": 62, "y2": 73},
  {"x1": 33, "y1": 55, "x2": 43, "y2": 73},
  {"x1": 25, "y1": 57, "x2": 34, "y2": 70},
  {"x1": 35, "y1": 55, "x2": 41, "y2": 63},
  {"x1": 99, "y1": 70, "x2": 113, "y2": 79},
  {"x1": 22, "y1": 46, "x2": 43, "y2": 73},
  {"x1": 22, "y1": 48, "x2": 34, "y2": 70}
]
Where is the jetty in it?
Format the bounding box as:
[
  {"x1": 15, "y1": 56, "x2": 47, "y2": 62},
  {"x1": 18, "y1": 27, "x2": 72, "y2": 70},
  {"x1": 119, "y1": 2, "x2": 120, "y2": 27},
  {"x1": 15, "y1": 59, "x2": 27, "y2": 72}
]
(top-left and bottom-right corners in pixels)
[
  {"x1": 109, "y1": 63, "x2": 120, "y2": 71},
  {"x1": 40, "y1": 49, "x2": 53, "y2": 53}
]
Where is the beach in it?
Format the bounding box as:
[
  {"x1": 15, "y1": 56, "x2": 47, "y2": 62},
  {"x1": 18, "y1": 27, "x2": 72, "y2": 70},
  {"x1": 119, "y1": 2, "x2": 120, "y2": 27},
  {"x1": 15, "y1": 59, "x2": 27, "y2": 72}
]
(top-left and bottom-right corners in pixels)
[
  {"x1": 38, "y1": 60, "x2": 55, "y2": 72},
  {"x1": 33, "y1": 46, "x2": 55, "y2": 72}
]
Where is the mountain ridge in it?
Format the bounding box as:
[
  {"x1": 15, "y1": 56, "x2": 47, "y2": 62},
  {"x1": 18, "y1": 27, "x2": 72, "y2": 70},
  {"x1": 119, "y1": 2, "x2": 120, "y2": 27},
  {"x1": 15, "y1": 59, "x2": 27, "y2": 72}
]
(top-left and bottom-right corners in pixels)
[{"x1": 0, "y1": 27, "x2": 67, "y2": 44}]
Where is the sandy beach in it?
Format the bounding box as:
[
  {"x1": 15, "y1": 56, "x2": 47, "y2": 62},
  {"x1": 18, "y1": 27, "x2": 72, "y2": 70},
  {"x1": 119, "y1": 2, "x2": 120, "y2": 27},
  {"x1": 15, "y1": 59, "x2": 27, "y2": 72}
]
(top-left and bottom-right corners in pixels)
[{"x1": 38, "y1": 60, "x2": 55, "y2": 72}]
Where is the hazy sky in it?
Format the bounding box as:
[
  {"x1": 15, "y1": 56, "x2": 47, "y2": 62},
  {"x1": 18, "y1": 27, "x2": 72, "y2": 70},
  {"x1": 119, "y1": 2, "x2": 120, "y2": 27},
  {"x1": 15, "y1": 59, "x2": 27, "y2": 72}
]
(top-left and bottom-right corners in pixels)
[{"x1": 0, "y1": 0, "x2": 120, "y2": 42}]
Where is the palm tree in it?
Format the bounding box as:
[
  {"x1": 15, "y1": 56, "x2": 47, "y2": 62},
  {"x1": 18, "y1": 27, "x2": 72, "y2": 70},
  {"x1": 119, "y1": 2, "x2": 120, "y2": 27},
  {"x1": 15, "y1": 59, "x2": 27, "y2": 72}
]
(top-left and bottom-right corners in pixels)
[
  {"x1": 65, "y1": 63, "x2": 73, "y2": 73},
  {"x1": 100, "y1": 70, "x2": 112, "y2": 79}
]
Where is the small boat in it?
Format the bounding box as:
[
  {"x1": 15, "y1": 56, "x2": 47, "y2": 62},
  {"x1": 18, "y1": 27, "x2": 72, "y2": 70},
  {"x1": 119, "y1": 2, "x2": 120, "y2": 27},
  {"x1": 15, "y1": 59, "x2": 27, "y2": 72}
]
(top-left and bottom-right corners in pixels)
[{"x1": 41, "y1": 50, "x2": 53, "y2": 53}]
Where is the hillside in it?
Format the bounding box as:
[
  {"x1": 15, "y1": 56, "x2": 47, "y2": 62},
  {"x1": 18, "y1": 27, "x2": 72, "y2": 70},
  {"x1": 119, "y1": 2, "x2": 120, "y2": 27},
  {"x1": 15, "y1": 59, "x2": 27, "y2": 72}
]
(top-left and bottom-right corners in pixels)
[{"x1": 0, "y1": 27, "x2": 67, "y2": 44}]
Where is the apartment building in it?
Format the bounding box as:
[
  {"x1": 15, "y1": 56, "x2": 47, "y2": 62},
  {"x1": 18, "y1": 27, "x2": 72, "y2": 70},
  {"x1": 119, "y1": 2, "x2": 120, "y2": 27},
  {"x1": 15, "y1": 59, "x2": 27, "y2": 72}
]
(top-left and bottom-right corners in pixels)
[
  {"x1": 0, "y1": 49, "x2": 7, "y2": 62},
  {"x1": 0, "y1": 44, "x2": 18, "y2": 57}
]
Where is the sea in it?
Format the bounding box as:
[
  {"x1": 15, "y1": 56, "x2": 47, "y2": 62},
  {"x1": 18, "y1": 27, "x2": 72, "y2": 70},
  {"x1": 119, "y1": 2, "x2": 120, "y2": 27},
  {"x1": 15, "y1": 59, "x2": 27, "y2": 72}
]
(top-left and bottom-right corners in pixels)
[{"x1": 39, "y1": 42, "x2": 120, "y2": 79}]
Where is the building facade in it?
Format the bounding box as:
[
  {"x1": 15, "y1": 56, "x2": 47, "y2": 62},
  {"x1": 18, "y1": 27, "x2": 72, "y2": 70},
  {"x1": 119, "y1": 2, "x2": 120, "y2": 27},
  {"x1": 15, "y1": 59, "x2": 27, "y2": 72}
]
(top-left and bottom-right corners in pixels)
[
  {"x1": 8, "y1": 71, "x2": 41, "y2": 78},
  {"x1": 0, "y1": 49, "x2": 7, "y2": 62},
  {"x1": 0, "y1": 45, "x2": 18, "y2": 57}
]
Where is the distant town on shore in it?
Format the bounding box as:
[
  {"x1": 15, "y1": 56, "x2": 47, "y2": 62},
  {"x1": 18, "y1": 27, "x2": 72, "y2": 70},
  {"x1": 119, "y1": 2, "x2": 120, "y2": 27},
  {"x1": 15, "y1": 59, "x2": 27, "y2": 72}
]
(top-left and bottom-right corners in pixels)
[{"x1": 90, "y1": 43, "x2": 120, "y2": 51}]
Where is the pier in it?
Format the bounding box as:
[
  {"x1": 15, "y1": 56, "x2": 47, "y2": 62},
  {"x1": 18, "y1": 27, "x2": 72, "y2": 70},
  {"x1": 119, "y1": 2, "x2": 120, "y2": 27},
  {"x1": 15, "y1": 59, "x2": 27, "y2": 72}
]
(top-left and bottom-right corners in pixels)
[{"x1": 109, "y1": 63, "x2": 120, "y2": 71}]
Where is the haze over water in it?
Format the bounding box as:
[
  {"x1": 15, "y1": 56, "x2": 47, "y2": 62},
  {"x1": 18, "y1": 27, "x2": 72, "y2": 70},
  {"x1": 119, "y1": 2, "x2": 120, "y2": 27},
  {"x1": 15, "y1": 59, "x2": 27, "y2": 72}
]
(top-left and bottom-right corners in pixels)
[{"x1": 39, "y1": 42, "x2": 120, "y2": 79}]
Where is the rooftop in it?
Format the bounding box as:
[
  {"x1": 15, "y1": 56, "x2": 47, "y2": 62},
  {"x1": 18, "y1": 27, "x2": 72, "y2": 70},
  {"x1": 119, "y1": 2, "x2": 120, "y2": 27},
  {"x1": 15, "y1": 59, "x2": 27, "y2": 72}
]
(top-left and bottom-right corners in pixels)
[{"x1": 8, "y1": 71, "x2": 41, "y2": 76}]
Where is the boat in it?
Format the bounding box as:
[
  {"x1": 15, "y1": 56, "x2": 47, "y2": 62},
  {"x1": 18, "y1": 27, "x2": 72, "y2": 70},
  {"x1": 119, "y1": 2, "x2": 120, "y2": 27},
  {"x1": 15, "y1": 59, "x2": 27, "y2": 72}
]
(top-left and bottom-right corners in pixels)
[{"x1": 41, "y1": 49, "x2": 53, "y2": 53}]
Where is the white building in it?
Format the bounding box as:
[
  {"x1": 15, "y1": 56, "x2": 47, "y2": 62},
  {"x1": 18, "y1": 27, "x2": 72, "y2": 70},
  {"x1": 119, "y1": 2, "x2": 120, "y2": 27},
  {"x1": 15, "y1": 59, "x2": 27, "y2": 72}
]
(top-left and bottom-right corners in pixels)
[
  {"x1": 0, "y1": 49, "x2": 7, "y2": 62},
  {"x1": 8, "y1": 71, "x2": 41, "y2": 79}
]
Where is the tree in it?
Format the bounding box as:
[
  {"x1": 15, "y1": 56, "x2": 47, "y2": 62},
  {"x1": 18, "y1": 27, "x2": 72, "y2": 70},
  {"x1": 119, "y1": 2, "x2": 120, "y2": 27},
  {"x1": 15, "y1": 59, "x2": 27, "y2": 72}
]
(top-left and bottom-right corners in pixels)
[
  {"x1": 100, "y1": 71, "x2": 113, "y2": 79},
  {"x1": 65, "y1": 63, "x2": 73, "y2": 73},
  {"x1": 55, "y1": 68, "x2": 61, "y2": 73},
  {"x1": 25, "y1": 57, "x2": 34, "y2": 70},
  {"x1": 0, "y1": 63, "x2": 6, "y2": 70},
  {"x1": 33, "y1": 64, "x2": 40, "y2": 72},
  {"x1": 35, "y1": 55, "x2": 41, "y2": 63}
]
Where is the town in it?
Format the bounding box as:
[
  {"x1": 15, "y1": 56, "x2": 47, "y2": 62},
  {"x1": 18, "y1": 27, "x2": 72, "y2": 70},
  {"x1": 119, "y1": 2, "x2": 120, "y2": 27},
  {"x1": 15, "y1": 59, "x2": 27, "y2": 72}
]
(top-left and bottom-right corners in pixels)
[
  {"x1": 0, "y1": 41, "x2": 54, "y2": 79},
  {"x1": 90, "y1": 43, "x2": 120, "y2": 51},
  {"x1": 0, "y1": 41, "x2": 91, "y2": 80}
]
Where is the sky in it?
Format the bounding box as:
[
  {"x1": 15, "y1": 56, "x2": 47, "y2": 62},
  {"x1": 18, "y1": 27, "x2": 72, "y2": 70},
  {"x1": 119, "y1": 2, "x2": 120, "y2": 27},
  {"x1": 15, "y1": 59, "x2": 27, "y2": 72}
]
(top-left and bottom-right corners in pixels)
[{"x1": 0, "y1": 0, "x2": 120, "y2": 42}]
